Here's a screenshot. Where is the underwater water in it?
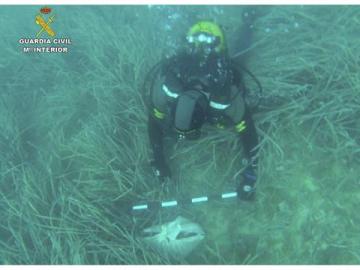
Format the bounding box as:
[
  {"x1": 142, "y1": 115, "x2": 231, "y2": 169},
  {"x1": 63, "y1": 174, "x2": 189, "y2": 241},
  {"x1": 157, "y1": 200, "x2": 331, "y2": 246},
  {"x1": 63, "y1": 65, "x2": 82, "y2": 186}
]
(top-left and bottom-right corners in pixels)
[{"x1": 0, "y1": 5, "x2": 359, "y2": 264}]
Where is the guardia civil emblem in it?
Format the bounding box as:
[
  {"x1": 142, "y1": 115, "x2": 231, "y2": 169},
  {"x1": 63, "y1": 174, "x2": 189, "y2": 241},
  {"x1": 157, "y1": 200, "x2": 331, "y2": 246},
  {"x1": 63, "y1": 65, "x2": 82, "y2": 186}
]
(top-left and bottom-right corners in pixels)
[{"x1": 35, "y1": 6, "x2": 56, "y2": 37}]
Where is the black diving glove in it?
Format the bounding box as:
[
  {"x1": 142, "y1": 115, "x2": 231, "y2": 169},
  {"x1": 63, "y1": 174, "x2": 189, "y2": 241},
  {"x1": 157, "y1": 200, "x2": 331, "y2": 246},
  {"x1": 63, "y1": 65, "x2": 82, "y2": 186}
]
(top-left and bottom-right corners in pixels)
[
  {"x1": 150, "y1": 159, "x2": 171, "y2": 183},
  {"x1": 237, "y1": 166, "x2": 257, "y2": 201}
]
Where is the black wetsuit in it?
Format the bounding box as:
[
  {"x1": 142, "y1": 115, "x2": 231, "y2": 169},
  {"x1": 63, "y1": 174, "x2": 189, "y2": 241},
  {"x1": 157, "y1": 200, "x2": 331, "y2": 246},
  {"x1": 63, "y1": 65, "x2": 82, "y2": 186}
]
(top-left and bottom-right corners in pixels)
[{"x1": 148, "y1": 51, "x2": 259, "y2": 172}]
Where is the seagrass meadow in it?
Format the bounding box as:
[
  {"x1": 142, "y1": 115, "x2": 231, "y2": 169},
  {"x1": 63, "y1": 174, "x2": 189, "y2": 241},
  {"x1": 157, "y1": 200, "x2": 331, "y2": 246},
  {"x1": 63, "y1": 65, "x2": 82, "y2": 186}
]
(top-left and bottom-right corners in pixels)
[{"x1": 0, "y1": 5, "x2": 359, "y2": 264}]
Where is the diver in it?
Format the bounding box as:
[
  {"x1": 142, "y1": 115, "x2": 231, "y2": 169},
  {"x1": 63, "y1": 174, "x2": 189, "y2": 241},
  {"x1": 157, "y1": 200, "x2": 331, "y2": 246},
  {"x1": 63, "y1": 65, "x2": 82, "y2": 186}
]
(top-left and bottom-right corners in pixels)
[{"x1": 146, "y1": 20, "x2": 259, "y2": 201}]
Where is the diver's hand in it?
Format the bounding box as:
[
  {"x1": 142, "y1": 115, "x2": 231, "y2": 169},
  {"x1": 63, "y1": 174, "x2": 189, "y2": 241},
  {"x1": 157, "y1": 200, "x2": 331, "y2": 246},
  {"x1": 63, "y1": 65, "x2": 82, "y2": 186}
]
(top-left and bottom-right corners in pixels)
[
  {"x1": 150, "y1": 159, "x2": 171, "y2": 183},
  {"x1": 237, "y1": 166, "x2": 257, "y2": 201}
]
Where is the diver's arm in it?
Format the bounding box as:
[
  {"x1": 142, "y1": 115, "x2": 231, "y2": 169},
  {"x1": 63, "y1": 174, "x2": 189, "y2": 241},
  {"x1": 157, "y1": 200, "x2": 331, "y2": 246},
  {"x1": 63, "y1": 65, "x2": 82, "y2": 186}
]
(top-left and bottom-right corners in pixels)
[
  {"x1": 148, "y1": 113, "x2": 172, "y2": 181},
  {"x1": 148, "y1": 64, "x2": 182, "y2": 160},
  {"x1": 235, "y1": 107, "x2": 259, "y2": 200},
  {"x1": 148, "y1": 113, "x2": 165, "y2": 164},
  {"x1": 229, "y1": 67, "x2": 259, "y2": 171},
  {"x1": 240, "y1": 108, "x2": 258, "y2": 168},
  {"x1": 225, "y1": 84, "x2": 259, "y2": 200},
  {"x1": 224, "y1": 86, "x2": 258, "y2": 164},
  {"x1": 147, "y1": 63, "x2": 178, "y2": 180},
  {"x1": 147, "y1": 107, "x2": 172, "y2": 181},
  {"x1": 147, "y1": 55, "x2": 185, "y2": 181}
]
